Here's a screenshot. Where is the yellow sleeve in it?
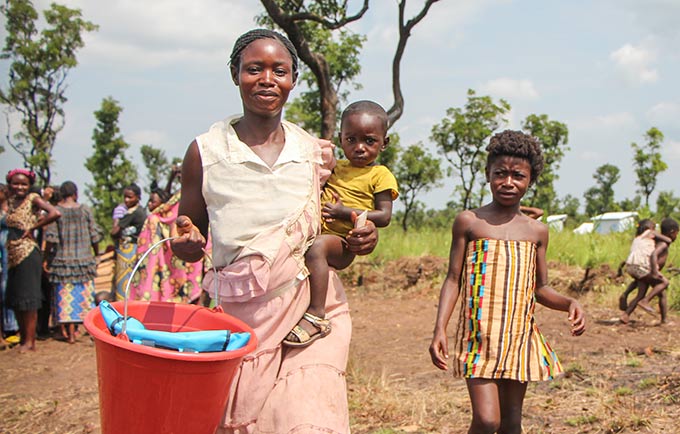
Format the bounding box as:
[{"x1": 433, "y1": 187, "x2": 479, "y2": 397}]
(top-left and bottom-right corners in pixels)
[{"x1": 372, "y1": 166, "x2": 399, "y2": 200}]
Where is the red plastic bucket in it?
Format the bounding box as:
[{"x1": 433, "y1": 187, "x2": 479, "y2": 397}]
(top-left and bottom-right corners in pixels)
[{"x1": 84, "y1": 300, "x2": 257, "y2": 434}]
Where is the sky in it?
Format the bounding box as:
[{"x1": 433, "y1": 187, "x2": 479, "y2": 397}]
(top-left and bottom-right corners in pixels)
[{"x1": 1, "y1": 0, "x2": 679, "y2": 214}]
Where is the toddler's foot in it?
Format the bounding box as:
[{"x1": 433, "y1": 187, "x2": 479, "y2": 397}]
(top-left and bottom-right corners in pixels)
[
  {"x1": 283, "y1": 312, "x2": 332, "y2": 348},
  {"x1": 637, "y1": 301, "x2": 656, "y2": 316}
]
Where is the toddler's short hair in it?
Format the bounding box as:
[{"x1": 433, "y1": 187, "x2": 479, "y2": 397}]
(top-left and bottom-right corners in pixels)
[
  {"x1": 341, "y1": 100, "x2": 388, "y2": 132},
  {"x1": 486, "y1": 130, "x2": 544, "y2": 184},
  {"x1": 660, "y1": 218, "x2": 679, "y2": 236}
]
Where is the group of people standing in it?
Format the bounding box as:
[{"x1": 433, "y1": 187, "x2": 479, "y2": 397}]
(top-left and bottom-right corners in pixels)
[{"x1": 0, "y1": 163, "x2": 208, "y2": 353}]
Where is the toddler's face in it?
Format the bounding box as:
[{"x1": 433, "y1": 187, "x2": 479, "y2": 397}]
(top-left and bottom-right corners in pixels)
[{"x1": 339, "y1": 112, "x2": 387, "y2": 168}]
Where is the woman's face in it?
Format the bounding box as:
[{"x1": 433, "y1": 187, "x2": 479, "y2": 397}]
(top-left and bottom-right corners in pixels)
[
  {"x1": 123, "y1": 189, "x2": 140, "y2": 208},
  {"x1": 148, "y1": 192, "x2": 162, "y2": 211},
  {"x1": 232, "y1": 38, "x2": 295, "y2": 118},
  {"x1": 8, "y1": 174, "x2": 31, "y2": 199}
]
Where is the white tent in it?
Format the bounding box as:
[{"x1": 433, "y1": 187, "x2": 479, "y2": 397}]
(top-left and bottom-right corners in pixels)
[
  {"x1": 573, "y1": 222, "x2": 594, "y2": 234},
  {"x1": 546, "y1": 214, "x2": 568, "y2": 232},
  {"x1": 591, "y1": 211, "x2": 638, "y2": 234}
]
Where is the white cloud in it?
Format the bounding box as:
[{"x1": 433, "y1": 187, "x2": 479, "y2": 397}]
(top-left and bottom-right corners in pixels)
[
  {"x1": 129, "y1": 129, "x2": 169, "y2": 147},
  {"x1": 609, "y1": 43, "x2": 658, "y2": 84},
  {"x1": 665, "y1": 140, "x2": 680, "y2": 160},
  {"x1": 480, "y1": 78, "x2": 539, "y2": 101},
  {"x1": 646, "y1": 102, "x2": 680, "y2": 126},
  {"x1": 573, "y1": 112, "x2": 637, "y2": 130}
]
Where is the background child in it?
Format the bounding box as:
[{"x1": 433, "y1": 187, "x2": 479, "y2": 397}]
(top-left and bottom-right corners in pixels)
[
  {"x1": 618, "y1": 219, "x2": 670, "y2": 311},
  {"x1": 622, "y1": 217, "x2": 678, "y2": 324},
  {"x1": 283, "y1": 100, "x2": 399, "y2": 347},
  {"x1": 429, "y1": 130, "x2": 585, "y2": 433}
]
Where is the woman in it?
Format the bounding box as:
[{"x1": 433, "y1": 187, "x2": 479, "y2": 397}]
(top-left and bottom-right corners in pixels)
[
  {"x1": 171, "y1": 29, "x2": 377, "y2": 433},
  {"x1": 45, "y1": 181, "x2": 102, "y2": 343},
  {"x1": 131, "y1": 181, "x2": 205, "y2": 303},
  {"x1": 4, "y1": 169, "x2": 61, "y2": 352},
  {"x1": 111, "y1": 183, "x2": 146, "y2": 300}
]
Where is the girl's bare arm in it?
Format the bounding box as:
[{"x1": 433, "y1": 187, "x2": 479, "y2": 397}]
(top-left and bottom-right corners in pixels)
[
  {"x1": 534, "y1": 224, "x2": 586, "y2": 336},
  {"x1": 429, "y1": 211, "x2": 470, "y2": 370}
]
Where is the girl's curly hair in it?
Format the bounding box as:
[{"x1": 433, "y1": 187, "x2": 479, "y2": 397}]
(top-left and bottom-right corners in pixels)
[{"x1": 486, "y1": 130, "x2": 544, "y2": 184}]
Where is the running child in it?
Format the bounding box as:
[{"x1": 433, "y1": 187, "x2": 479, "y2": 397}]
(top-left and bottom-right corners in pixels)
[
  {"x1": 283, "y1": 100, "x2": 399, "y2": 347},
  {"x1": 617, "y1": 219, "x2": 670, "y2": 311},
  {"x1": 621, "y1": 217, "x2": 678, "y2": 324},
  {"x1": 429, "y1": 130, "x2": 586, "y2": 434}
]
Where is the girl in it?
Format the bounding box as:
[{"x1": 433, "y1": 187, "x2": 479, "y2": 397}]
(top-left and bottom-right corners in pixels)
[
  {"x1": 111, "y1": 184, "x2": 146, "y2": 300},
  {"x1": 45, "y1": 181, "x2": 102, "y2": 343},
  {"x1": 4, "y1": 169, "x2": 61, "y2": 352},
  {"x1": 429, "y1": 130, "x2": 586, "y2": 434}
]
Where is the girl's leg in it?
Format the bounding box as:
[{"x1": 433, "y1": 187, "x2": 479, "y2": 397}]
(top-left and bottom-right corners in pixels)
[
  {"x1": 465, "y1": 378, "x2": 501, "y2": 434},
  {"x1": 498, "y1": 380, "x2": 528, "y2": 434},
  {"x1": 16, "y1": 310, "x2": 37, "y2": 351},
  {"x1": 638, "y1": 275, "x2": 669, "y2": 312},
  {"x1": 621, "y1": 280, "x2": 649, "y2": 322}
]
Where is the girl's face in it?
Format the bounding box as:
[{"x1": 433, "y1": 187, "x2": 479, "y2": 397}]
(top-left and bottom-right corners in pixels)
[
  {"x1": 123, "y1": 189, "x2": 140, "y2": 208},
  {"x1": 486, "y1": 156, "x2": 531, "y2": 207},
  {"x1": 339, "y1": 112, "x2": 387, "y2": 168},
  {"x1": 8, "y1": 174, "x2": 31, "y2": 199},
  {"x1": 147, "y1": 192, "x2": 162, "y2": 211},
  {"x1": 231, "y1": 38, "x2": 295, "y2": 118}
]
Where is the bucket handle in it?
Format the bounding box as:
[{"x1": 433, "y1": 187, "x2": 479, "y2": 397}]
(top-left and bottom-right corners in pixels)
[{"x1": 121, "y1": 236, "x2": 219, "y2": 336}]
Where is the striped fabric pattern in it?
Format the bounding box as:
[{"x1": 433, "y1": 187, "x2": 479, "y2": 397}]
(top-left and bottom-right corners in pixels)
[{"x1": 452, "y1": 239, "x2": 562, "y2": 381}]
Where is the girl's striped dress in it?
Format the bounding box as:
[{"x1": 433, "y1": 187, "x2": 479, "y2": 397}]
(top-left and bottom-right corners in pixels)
[{"x1": 452, "y1": 239, "x2": 562, "y2": 381}]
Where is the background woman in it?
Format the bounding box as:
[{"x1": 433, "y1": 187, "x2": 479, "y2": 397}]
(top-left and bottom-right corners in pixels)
[
  {"x1": 4, "y1": 169, "x2": 60, "y2": 351},
  {"x1": 171, "y1": 29, "x2": 377, "y2": 433},
  {"x1": 111, "y1": 183, "x2": 146, "y2": 300},
  {"x1": 45, "y1": 181, "x2": 102, "y2": 344}
]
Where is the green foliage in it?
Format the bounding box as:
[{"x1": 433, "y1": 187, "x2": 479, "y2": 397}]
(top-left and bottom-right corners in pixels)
[
  {"x1": 522, "y1": 114, "x2": 569, "y2": 214},
  {"x1": 584, "y1": 163, "x2": 620, "y2": 217},
  {"x1": 140, "y1": 144, "x2": 170, "y2": 190},
  {"x1": 84, "y1": 97, "x2": 138, "y2": 230},
  {"x1": 258, "y1": 2, "x2": 365, "y2": 138},
  {"x1": 656, "y1": 190, "x2": 679, "y2": 219},
  {"x1": 632, "y1": 127, "x2": 667, "y2": 208},
  {"x1": 0, "y1": 0, "x2": 97, "y2": 185},
  {"x1": 430, "y1": 89, "x2": 510, "y2": 210},
  {"x1": 392, "y1": 143, "x2": 443, "y2": 231},
  {"x1": 556, "y1": 194, "x2": 581, "y2": 219}
]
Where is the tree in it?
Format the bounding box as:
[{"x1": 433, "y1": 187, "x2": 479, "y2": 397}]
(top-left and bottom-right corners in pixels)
[
  {"x1": 84, "y1": 97, "x2": 138, "y2": 229},
  {"x1": 631, "y1": 127, "x2": 667, "y2": 207},
  {"x1": 392, "y1": 143, "x2": 443, "y2": 231},
  {"x1": 0, "y1": 0, "x2": 97, "y2": 185},
  {"x1": 557, "y1": 194, "x2": 580, "y2": 219},
  {"x1": 140, "y1": 144, "x2": 170, "y2": 188},
  {"x1": 430, "y1": 89, "x2": 510, "y2": 210},
  {"x1": 584, "y1": 163, "x2": 620, "y2": 217},
  {"x1": 522, "y1": 114, "x2": 569, "y2": 213},
  {"x1": 656, "y1": 190, "x2": 680, "y2": 219},
  {"x1": 259, "y1": 0, "x2": 440, "y2": 138}
]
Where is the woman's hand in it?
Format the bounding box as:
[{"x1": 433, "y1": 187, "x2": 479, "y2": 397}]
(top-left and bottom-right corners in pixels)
[
  {"x1": 170, "y1": 215, "x2": 206, "y2": 262},
  {"x1": 317, "y1": 138, "x2": 336, "y2": 185},
  {"x1": 21, "y1": 229, "x2": 34, "y2": 240},
  {"x1": 346, "y1": 212, "x2": 377, "y2": 256}
]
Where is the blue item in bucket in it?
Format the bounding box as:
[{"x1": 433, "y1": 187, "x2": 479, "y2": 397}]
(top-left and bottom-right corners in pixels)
[{"x1": 98, "y1": 300, "x2": 250, "y2": 353}]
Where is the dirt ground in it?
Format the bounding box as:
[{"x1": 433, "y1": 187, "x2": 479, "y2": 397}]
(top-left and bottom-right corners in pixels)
[{"x1": 1, "y1": 258, "x2": 680, "y2": 433}]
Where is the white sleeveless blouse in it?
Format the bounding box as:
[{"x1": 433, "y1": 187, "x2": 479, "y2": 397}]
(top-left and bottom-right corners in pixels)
[{"x1": 196, "y1": 116, "x2": 323, "y2": 269}]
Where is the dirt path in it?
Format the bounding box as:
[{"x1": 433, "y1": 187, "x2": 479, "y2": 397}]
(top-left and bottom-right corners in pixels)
[{"x1": 1, "y1": 258, "x2": 679, "y2": 433}]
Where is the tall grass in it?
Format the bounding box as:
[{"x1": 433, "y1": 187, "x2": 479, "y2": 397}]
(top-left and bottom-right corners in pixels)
[
  {"x1": 371, "y1": 225, "x2": 649, "y2": 267},
  {"x1": 369, "y1": 225, "x2": 680, "y2": 310}
]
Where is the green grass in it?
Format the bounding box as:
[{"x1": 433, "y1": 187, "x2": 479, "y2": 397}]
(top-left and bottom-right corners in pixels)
[{"x1": 371, "y1": 225, "x2": 680, "y2": 309}]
